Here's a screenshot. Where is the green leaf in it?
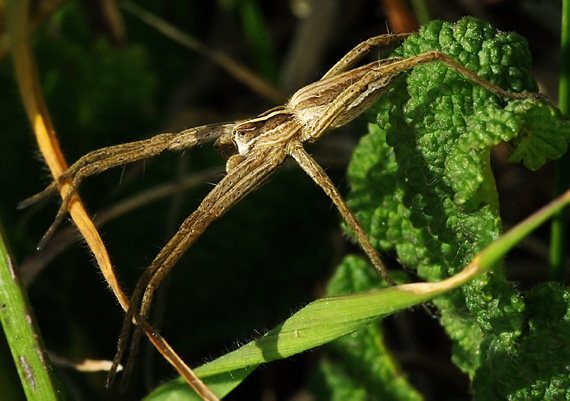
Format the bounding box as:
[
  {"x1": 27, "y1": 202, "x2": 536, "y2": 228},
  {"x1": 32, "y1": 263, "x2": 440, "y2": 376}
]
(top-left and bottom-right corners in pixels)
[
  {"x1": 472, "y1": 283, "x2": 570, "y2": 400},
  {"x1": 506, "y1": 100, "x2": 570, "y2": 170},
  {"x1": 347, "y1": 16, "x2": 570, "y2": 400}
]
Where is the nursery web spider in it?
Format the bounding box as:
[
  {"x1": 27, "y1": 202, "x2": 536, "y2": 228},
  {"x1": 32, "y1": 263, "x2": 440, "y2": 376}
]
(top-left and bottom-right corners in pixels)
[{"x1": 24, "y1": 32, "x2": 544, "y2": 388}]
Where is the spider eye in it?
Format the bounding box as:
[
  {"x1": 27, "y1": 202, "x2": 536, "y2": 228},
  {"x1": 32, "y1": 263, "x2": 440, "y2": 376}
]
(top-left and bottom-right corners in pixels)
[{"x1": 234, "y1": 130, "x2": 245, "y2": 138}]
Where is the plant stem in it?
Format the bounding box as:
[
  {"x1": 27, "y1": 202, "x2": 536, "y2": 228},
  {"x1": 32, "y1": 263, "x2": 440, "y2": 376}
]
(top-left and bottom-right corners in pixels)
[
  {"x1": 0, "y1": 223, "x2": 60, "y2": 400},
  {"x1": 549, "y1": 0, "x2": 570, "y2": 281}
]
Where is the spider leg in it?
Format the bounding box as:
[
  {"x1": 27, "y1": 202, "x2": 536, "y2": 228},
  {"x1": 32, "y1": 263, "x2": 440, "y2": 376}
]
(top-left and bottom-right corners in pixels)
[
  {"x1": 306, "y1": 50, "x2": 545, "y2": 143},
  {"x1": 287, "y1": 140, "x2": 395, "y2": 284},
  {"x1": 394, "y1": 51, "x2": 547, "y2": 101},
  {"x1": 22, "y1": 123, "x2": 234, "y2": 249},
  {"x1": 321, "y1": 32, "x2": 410, "y2": 80},
  {"x1": 108, "y1": 150, "x2": 286, "y2": 388},
  {"x1": 291, "y1": 48, "x2": 545, "y2": 277}
]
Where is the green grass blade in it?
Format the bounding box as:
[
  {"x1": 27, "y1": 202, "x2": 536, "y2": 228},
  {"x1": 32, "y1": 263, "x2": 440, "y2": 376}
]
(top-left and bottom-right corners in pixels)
[
  {"x1": 195, "y1": 288, "x2": 436, "y2": 376},
  {"x1": 0, "y1": 223, "x2": 60, "y2": 400},
  {"x1": 549, "y1": 0, "x2": 570, "y2": 280},
  {"x1": 145, "y1": 367, "x2": 254, "y2": 400}
]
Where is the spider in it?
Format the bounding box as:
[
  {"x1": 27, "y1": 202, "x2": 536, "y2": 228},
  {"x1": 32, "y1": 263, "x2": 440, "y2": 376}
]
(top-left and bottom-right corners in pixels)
[{"x1": 22, "y1": 31, "x2": 544, "y2": 391}]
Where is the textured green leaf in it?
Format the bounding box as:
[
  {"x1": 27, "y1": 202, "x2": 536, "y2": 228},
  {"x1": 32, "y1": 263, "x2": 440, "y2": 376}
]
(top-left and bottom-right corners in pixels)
[
  {"x1": 347, "y1": 16, "x2": 570, "y2": 400},
  {"x1": 472, "y1": 283, "x2": 570, "y2": 400},
  {"x1": 506, "y1": 100, "x2": 570, "y2": 170}
]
